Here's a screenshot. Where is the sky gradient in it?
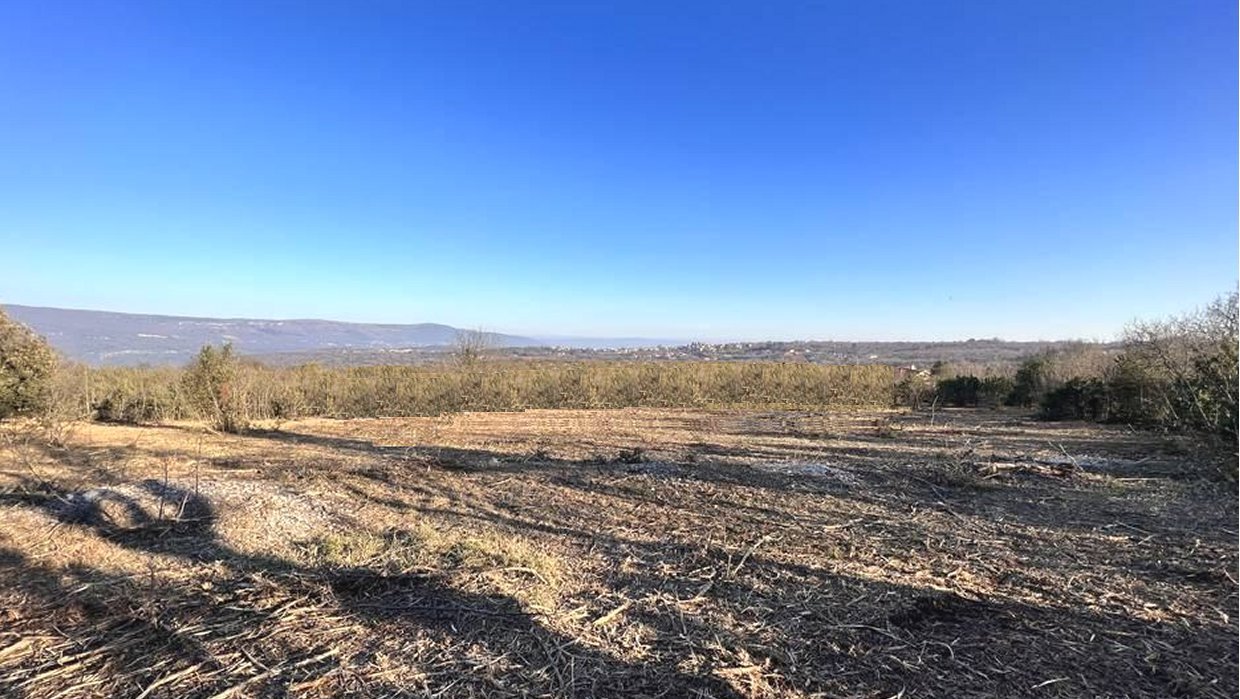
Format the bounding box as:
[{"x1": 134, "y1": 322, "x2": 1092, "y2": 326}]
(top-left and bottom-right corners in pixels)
[{"x1": 1, "y1": 1, "x2": 1235, "y2": 341}]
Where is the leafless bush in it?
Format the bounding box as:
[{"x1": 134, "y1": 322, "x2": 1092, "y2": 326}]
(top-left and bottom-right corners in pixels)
[
  {"x1": 1114, "y1": 292, "x2": 1237, "y2": 440},
  {"x1": 894, "y1": 372, "x2": 934, "y2": 409},
  {"x1": 453, "y1": 328, "x2": 496, "y2": 368},
  {"x1": 59, "y1": 360, "x2": 903, "y2": 422},
  {"x1": 33, "y1": 362, "x2": 93, "y2": 446}
]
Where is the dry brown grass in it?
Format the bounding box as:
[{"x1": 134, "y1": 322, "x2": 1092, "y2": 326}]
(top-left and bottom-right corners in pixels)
[
  {"x1": 71, "y1": 360, "x2": 901, "y2": 423},
  {"x1": 0, "y1": 407, "x2": 1235, "y2": 698}
]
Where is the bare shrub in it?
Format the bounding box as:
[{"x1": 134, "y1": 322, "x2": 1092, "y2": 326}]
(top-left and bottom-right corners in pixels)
[
  {"x1": 34, "y1": 361, "x2": 95, "y2": 445},
  {"x1": 92, "y1": 366, "x2": 185, "y2": 424},
  {"x1": 1113, "y1": 292, "x2": 1238, "y2": 441},
  {"x1": 894, "y1": 371, "x2": 934, "y2": 409},
  {"x1": 78, "y1": 360, "x2": 900, "y2": 422},
  {"x1": 453, "y1": 328, "x2": 496, "y2": 368}
]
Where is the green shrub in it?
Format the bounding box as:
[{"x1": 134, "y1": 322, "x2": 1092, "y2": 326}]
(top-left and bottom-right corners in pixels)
[
  {"x1": 937, "y1": 376, "x2": 982, "y2": 406},
  {"x1": 182, "y1": 344, "x2": 249, "y2": 433},
  {"x1": 0, "y1": 308, "x2": 57, "y2": 418},
  {"x1": 937, "y1": 375, "x2": 1016, "y2": 407},
  {"x1": 1006, "y1": 355, "x2": 1052, "y2": 407},
  {"x1": 1005, "y1": 345, "x2": 1114, "y2": 408},
  {"x1": 978, "y1": 376, "x2": 1015, "y2": 407},
  {"x1": 1040, "y1": 378, "x2": 1109, "y2": 421}
]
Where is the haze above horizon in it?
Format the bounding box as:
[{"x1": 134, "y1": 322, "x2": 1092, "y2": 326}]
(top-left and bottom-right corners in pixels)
[{"x1": 1, "y1": 1, "x2": 1235, "y2": 341}]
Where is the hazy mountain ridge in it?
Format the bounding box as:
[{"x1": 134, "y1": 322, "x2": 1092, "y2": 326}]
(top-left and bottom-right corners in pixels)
[
  {"x1": 4, "y1": 304, "x2": 1102, "y2": 367},
  {"x1": 2, "y1": 305, "x2": 541, "y2": 365}
]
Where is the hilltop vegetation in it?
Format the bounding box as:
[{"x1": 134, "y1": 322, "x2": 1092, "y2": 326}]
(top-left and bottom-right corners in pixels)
[{"x1": 1, "y1": 295, "x2": 1235, "y2": 470}]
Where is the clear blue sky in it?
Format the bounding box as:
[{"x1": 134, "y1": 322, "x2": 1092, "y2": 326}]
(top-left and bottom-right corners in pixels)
[{"x1": 1, "y1": 1, "x2": 1235, "y2": 341}]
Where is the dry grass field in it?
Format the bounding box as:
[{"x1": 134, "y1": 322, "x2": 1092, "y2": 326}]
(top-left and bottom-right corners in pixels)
[{"x1": 0, "y1": 408, "x2": 1235, "y2": 698}]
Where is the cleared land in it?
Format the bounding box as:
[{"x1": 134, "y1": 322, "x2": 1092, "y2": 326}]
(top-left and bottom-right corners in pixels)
[{"x1": 0, "y1": 408, "x2": 1235, "y2": 698}]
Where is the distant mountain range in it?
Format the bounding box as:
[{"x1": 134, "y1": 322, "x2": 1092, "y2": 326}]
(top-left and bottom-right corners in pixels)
[
  {"x1": 2, "y1": 305, "x2": 548, "y2": 365},
  {"x1": 3, "y1": 303, "x2": 1094, "y2": 368}
]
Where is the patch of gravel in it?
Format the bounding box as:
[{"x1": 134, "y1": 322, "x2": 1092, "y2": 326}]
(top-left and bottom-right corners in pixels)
[
  {"x1": 200, "y1": 480, "x2": 334, "y2": 551},
  {"x1": 56, "y1": 478, "x2": 333, "y2": 557},
  {"x1": 756, "y1": 461, "x2": 859, "y2": 484},
  {"x1": 1033, "y1": 453, "x2": 1131, "y2": 469},
  {"x1": 619, "y1": 461, "x2": 683, "y2": 477}
]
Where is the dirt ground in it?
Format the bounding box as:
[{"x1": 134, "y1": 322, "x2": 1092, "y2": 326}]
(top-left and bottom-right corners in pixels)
[{"x1": 0, "y1": 408, "x2": 1235, "y2": 698}]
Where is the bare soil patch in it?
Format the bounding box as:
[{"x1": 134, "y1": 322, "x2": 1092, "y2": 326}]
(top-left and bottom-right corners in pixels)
[{"x1": 0, "y1": 408, "x2": 1235, "y2": 698}]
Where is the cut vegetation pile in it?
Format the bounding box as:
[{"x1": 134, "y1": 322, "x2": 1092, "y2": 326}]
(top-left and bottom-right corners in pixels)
[{"x1": 0, "y1": 408, "x2": 1234, "y2": 698}]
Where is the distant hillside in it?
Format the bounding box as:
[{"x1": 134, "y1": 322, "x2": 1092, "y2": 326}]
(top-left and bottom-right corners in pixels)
[
  {"x1": 3, "y1": 303, "x2": 1100, "y2": 368},
  {"x1": 2, "y1": 305, "x2": 539, "y2": 365},
  {"x1": 252, "y1": 338, "x2": 1102, "y2": 368}
]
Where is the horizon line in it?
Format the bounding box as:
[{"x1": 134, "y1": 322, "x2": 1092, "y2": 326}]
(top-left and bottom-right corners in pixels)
[{"x1": 1, "y1": 301, "x2": 1116, "y2": 346}]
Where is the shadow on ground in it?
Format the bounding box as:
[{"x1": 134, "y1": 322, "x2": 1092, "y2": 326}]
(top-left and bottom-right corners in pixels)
[{"x1": 0, "y1": 410, "x2": 1235, "y2": 698}]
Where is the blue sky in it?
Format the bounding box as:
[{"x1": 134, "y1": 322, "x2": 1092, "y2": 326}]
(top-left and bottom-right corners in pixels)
[{"x1": 0, "y1": 1, "x2": 1234, "y2": 341}]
